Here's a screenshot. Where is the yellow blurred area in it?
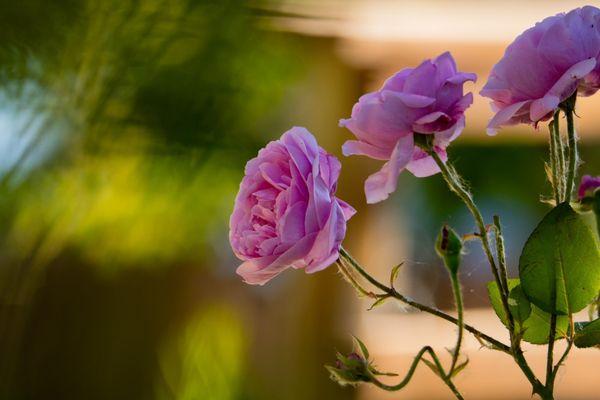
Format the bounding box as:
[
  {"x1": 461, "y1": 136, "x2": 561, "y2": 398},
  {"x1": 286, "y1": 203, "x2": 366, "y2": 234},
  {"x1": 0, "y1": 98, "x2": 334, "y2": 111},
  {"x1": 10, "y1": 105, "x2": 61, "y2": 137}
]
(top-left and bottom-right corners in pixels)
[
  {"x1": 9, "y1": 145, "x2": 236, "y2": 272},
  {"x1": 157, "y1": 305, "x2": 247, "y2": 400}
]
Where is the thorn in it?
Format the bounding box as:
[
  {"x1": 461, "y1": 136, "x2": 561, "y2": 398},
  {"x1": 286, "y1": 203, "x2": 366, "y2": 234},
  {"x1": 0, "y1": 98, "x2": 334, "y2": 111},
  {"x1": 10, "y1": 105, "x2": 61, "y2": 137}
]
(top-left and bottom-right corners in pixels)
[{"x1": 461, "y1": 232, "x2": 479, "y2": 241}]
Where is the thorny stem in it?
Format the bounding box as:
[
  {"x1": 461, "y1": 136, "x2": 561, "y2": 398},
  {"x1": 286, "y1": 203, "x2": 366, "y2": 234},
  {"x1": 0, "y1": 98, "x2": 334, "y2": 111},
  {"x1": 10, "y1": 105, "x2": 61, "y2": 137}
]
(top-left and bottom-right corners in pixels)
[
  {"x1": 339, "y1": 247, "x2": 392, "y2": 293},
  {"x1": 426, "y1": 149, "x2": 503, "y2": 286},
  {"x1": 418, "y1": 140, "x2": 546, "y2": 396},
  {"x1": 551, "y1": 315, "x2": 574, "y2": 381},
  {"x1": 549, "y1": 117, "x2": 561, "y2": 205},
  {"x1": 367, "y1": 345, "x2": 464, "y2": 399},
  {"x1": 336, "y1": 251, "x2": 464, "y2": 398},
  {"x1": 448, "y1": 273, "x2": 464, "y2": 374},
  {"x1": 425, "y1": 147, "x2": 513, "y2": 331},
  {"x1": 552, "y1": 112, "x2": 566, "y2": 201},
  {"x1": 390, "y1": 285, "x2": 511, "y2": 353},
  {"x1": 339, "y1": 243, "x2": 548, "y2": 396},
  {"x1": 338, "y1": 117, "x2": 583, "y2": 397},
  {"x1": 492, "y1": 215, "x2": 516, "y2": 339},
  {"x1": 561, "y1": 94, "x2": 578, "y2": 200},
  {"x1": 546, "y1": 313, "x2": 557, "y2": 390},
  {"x1": 335, "y1": 260, "x2": 379, "y2": 299},
  {"x1": 492, "y1": 216, "x2": 510, "y2": 298},
  {"x1": 338, "y1": 248, "x2": 511, "y2": 353},
  {"x1": 540, "y1": 94, "x2": 579, "y2": 398},
  {"x1": 550, "y1": 110, "x2": 567, "y2": 204}
]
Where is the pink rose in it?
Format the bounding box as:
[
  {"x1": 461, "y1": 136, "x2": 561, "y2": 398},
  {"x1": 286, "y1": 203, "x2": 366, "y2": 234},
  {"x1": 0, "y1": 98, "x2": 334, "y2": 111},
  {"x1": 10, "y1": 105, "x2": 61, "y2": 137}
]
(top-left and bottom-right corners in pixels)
[
  {"x1": 481, "y1": 6, "x2": 600, "y2": 134},
  {"x1": 229, "y1": 127, "x2": 355, "y2": 285},
  {"x1": 339, "y1": 52, "x2": 476, "y2": 203},
  {"x1": 578, "y1": 175, "x2": 600, "y2": 200}
]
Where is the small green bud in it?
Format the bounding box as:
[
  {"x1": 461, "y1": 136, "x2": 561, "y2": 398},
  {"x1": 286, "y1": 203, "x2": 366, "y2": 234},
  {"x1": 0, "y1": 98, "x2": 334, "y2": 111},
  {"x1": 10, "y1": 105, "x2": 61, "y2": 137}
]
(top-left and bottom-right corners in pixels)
[{"x1": 435, "y1": 225, "x2": 463, "y2": 275}]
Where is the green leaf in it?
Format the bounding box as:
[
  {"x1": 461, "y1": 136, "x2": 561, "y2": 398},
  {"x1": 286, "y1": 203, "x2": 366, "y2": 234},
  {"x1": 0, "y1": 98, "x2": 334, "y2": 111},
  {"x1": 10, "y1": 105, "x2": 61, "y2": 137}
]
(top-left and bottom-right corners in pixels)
[
  {"x1": 421, "y1": 358, "x2": 443, "y2": 378},
  {"x1": 487, "y1": 279, "x2": 568, "y2": 344},
  {"x1": 487, "y1": 279, "x2": 526, "y2": 325},
  {"x1": 449, "y1": 356, "x2": 469, "y2": 378},
  {"x1": 367, "y1": 296, "x2": 389, "y2": 311},
  {"x1": 507, "y1": 283, "x2": 532, "y2": 324},
  {"x1": 574, "y1": 319, "x2": 600, "y2": 348},
  {"x1": 574, "y1": 321, "x2": 589, "y2": 333},
  {"x1": 389, "y1": 262, "x2": 404, "y2": 289},
  {"x1": 519, "y1": 203, "x2": 600, "y2": 315},
  {"x1": 520, "y1": 304, "x2": 569, "y2": 345},
  {"x1": 352, "y1": 336, "x2": 370, "y2": 359}
]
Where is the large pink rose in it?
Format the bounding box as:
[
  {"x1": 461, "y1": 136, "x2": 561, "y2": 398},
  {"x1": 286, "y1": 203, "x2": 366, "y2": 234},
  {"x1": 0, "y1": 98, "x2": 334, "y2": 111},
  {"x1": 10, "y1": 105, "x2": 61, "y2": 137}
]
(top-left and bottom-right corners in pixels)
[
  {"x1": 229, "y1": 127, "x2": 355, "y2": 285},
  {"x1": 481, "y1": 6, "x2": 600, "y2": 134},
  {"x1": 340, "y1": 52, "x2": 476, "y2": 204}
]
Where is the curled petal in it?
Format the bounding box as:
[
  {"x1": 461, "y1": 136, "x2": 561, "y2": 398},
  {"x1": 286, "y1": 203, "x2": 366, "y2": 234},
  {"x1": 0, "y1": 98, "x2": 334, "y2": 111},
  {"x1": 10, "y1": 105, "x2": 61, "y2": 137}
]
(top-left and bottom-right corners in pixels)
[
  {"x1": 414, "y1": 111, "x2": 450, "y2": 125},
  {"x1": 530, "y1": 95, "x2": 560, "y2": 121},
  {"x1": 406, "y1": 147, "x2": 447, "y2": 178},
  {"x1": 547, "y1": 57, "x2": 597, "y2": 99},
  {"x1": 364, "y1": 135, "x2": 414, "y2": 204},
  {"x1": 381, "y1": 91, "x2": 436, "y2": 108},
  {"x1": 340, "y1": 94, "x2": 412, "y2": 149},
  {"x1": 337, "y1": 199, "x2": 357, "y2": 220},
  {"x1": 434, "y1": 51, "x2": 458, "y2": 78},
  {"x1": 413, "y1": 111, "x2": 451, "y2": 133},
  {"x1": 436, "y1": 116, "x2": 466, "y2": 146},
  {"x1": 341, "y1": 140, "x2": 390, "y2": 160},
  {"x1": 282, "y1": 126, "x2": 319, "y2": 177},
  {"x1": 237, "y1": 232, "x2": 318, "y2": 285},
  {"x1": 486, "y1": 100, "x2": 530, "y2": 135},
  {"x1": 305, "y1": 203, "x2": 346, "y2": 273},
  {"x1": 236, "y1": 256, "x2": 280, "y2": 286},
  {"x1": 279, "y1": 201, "x2": 307, "y2": 243},
  {"x1": 446, "y1": 72, "x2": 478, "y2": 85}
]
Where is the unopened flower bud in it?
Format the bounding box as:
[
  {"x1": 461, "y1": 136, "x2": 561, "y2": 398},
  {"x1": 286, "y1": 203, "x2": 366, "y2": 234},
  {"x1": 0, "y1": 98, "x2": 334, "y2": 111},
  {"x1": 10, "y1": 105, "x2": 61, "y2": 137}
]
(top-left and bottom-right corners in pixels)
[
  {"x1": 435, "y1": 225, "x2": 463, "y2": 275},
  {"x1": 327, "y1": 352, "x2": 370, "y2": 387}
]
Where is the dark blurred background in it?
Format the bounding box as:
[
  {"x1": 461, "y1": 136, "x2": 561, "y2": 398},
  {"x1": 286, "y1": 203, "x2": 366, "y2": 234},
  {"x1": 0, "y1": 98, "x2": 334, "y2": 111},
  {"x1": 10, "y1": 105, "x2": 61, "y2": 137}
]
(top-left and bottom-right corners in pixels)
[{"x1": 0, "y1": 1, "x2": 599, "y2": 399}]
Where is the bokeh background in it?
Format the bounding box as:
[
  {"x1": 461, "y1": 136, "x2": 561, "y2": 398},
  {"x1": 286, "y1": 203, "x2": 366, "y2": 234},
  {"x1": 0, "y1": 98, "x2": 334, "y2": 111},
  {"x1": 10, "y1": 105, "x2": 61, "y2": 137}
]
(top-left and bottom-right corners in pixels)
[{"x1": 0, "y1": 1, "x2": 599, "y2": 399}]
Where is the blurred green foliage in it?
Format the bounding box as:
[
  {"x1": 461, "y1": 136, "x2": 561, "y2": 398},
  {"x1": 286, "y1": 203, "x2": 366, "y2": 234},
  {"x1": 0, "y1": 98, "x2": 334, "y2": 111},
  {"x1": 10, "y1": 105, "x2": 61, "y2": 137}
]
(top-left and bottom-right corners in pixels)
[
  {"x1": 157, "y1": 305, "x2": 247, "y2": 400},
  {"x1": 0, "y1": 0, "x2": 303, "y2": 271},
  {"x1": 0, "y1": 1, "x2": 317, "y2": 399},
  {"x1": 7, "y1": 149, "x2": 237, "y2": 272}
]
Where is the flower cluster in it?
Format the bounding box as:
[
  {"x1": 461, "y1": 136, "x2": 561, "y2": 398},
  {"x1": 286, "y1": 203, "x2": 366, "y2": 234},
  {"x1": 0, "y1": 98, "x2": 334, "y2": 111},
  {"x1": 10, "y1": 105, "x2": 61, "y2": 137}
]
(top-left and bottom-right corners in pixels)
[
  {"x1": 228, "y1": 5, "x2": 600, "y2": 399},
  {"x1": 230, "y1": 6, "x2": 600, "y2": 284}
]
